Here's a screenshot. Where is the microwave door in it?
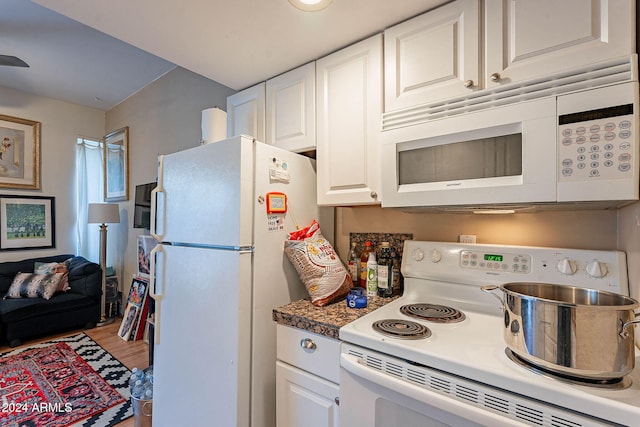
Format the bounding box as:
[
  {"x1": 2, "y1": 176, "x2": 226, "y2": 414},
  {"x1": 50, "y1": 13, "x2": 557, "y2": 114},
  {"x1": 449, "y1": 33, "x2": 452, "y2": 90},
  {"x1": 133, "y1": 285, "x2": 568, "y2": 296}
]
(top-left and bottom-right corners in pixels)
[{"x1": 381, "y1": 97, "x2": 558, "y2": 208}]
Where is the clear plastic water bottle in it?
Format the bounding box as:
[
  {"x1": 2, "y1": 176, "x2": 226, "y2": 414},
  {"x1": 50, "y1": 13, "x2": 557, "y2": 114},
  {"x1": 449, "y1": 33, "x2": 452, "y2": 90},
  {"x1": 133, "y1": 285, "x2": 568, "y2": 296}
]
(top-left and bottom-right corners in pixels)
[
  {"x1": 140, "y1": 367, "x2": 153, "y2": 400},
  {"x1": 143, "y1": 365, "x2": 153, "y2": 377},
  {"x1": 143, "y1": 380, "x2": 153, "y2": 400},
  {"x1": 131, "y1": 379, "x2": 145, "y2": 399},
  {"x1": 129, "y1": 367, "x2": 144, "y2": 388}
]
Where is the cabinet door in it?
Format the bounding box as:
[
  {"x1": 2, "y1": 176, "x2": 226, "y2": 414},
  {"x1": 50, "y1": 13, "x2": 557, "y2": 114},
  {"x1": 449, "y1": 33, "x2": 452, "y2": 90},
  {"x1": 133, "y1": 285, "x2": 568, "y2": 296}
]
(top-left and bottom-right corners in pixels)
[
  {"x1": 384, "y1": 0, "x2": 480, "y2": 112},
  {"x1": 485, "y1": 0, "x2": 633, "y2": 88},
  {"x1": 266, "y1": 62, "x2": 316, "y2": 153},
  {"x1": 276, "y1": 361, "x2": 339, "y2": 427},
  {"x1": 316, "y1": 34, "x2": 382, "y2": 206},
  {"x1": 226, "y1": 82, "x2": 265, "y2": 141}
]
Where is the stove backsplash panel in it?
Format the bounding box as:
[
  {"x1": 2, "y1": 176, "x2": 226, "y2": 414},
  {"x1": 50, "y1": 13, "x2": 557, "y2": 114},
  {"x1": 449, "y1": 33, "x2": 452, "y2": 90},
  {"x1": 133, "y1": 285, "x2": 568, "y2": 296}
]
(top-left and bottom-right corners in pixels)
[{"x1": 349, "y1": 233, "x2": 413, "y2": 259}]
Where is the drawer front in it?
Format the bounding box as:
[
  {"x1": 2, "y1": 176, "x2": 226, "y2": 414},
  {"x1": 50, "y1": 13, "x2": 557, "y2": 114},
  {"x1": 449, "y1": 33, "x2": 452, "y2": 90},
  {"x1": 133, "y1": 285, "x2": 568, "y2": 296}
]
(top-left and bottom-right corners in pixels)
[{"x1": 277, "y1": 325, "x2": 341, "y2": 384}]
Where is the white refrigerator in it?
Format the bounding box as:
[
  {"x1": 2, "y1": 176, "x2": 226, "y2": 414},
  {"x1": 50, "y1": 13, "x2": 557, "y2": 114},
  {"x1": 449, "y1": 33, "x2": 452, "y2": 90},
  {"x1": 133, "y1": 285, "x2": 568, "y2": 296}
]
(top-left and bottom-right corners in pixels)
[{"x1": 149, "y1": 135, "x2": 332, "y2": 427}]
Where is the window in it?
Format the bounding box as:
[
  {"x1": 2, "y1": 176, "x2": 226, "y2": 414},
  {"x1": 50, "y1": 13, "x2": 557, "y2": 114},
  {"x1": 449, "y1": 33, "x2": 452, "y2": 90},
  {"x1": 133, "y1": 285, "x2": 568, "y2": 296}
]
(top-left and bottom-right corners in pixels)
[{"x1": 76, "y1": 138, "x2": 103, "y2": 261}]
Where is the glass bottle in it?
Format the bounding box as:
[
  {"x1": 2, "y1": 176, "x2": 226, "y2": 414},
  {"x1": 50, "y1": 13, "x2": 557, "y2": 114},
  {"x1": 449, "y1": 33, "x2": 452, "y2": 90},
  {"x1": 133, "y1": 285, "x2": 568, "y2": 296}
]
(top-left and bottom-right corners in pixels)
[
  {"x1": 359, "y1": 241, "x2": 373, "y2": 288},
  {"x1": 366, "y1": 251, "x2": 378, "y2": 297},
  {"x1": 347, "y1": 242, "x2": 359, "y2": 286},
  {"x1": 391, "y1": 249, "x2": 402, "y2": 295},
  {"x1": 377, "y1": 242, "x2": 394, "y2": 297}
]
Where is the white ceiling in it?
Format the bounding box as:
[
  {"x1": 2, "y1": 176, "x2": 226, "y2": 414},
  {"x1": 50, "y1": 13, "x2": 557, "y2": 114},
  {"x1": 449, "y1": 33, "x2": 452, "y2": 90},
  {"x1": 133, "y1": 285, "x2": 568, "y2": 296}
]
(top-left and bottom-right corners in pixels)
[{"x1": 2, "y1": 0, "x2": 446, "y2": 111}]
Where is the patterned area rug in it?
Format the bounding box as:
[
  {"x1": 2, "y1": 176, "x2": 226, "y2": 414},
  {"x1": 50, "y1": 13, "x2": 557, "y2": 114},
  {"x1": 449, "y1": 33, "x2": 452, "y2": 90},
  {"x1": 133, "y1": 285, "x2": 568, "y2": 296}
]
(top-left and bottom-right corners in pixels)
[{"x1": 0, "y1": 333, "x2": 132, "y2": 427}]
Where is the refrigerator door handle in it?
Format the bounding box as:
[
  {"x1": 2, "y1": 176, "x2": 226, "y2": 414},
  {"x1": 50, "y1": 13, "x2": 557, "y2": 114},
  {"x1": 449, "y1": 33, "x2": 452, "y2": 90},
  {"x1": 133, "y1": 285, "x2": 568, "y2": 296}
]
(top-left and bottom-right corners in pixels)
[
  {"x1": 149, "y1": 243, "x2": 164, "y2": 345},
  {"x1": 151, "y1": 155, "x2": 165, "y2": 242}
]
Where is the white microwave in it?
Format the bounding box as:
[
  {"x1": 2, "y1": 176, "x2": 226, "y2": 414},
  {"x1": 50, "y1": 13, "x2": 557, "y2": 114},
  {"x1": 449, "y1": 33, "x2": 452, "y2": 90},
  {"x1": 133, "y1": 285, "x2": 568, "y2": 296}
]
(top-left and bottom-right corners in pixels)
[{"x1": 381, "y1": 81, "x2": 639, "y2": 211}]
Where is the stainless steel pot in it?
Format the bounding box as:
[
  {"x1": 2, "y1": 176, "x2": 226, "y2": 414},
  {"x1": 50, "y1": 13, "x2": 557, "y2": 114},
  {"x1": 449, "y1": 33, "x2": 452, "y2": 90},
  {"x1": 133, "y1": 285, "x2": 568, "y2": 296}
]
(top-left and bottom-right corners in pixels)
[{"x1": 482, "y1": 282, "x2": 640, "y2": 381}]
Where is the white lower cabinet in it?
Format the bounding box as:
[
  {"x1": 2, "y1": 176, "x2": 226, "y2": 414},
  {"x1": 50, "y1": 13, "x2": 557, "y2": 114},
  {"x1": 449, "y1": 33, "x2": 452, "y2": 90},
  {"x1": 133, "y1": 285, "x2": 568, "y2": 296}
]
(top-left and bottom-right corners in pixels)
[{"x1": 276, "y1": 325, "x2": 340, "y2": 427}]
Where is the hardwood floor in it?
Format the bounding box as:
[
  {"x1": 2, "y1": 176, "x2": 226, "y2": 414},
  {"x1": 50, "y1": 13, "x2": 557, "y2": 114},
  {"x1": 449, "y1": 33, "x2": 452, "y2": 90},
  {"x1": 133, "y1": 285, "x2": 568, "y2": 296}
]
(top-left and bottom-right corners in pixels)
[{"x1": 0, "y1": 318, "x2": 150, "y2": 427}]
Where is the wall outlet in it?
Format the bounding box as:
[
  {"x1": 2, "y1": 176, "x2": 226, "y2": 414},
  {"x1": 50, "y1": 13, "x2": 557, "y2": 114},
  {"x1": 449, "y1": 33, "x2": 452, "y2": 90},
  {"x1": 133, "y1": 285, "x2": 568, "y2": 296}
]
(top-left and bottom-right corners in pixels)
[{"x1": 459, "y1": 234, "x2": 477, "y2": 244}]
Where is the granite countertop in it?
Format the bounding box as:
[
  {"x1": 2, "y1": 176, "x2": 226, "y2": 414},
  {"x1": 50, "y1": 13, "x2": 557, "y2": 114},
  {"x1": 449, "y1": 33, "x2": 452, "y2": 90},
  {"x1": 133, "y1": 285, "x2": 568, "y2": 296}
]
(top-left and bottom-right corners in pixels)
[{"x1": 273, "y1": 295, "x2": 398, "y2": 340}]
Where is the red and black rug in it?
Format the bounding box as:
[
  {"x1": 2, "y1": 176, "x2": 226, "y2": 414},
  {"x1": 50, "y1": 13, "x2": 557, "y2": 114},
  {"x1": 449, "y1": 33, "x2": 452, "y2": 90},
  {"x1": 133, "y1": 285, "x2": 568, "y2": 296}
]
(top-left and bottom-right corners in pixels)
[{"x1": 0, "y1": 333, "x2": 132, "y2": 427}]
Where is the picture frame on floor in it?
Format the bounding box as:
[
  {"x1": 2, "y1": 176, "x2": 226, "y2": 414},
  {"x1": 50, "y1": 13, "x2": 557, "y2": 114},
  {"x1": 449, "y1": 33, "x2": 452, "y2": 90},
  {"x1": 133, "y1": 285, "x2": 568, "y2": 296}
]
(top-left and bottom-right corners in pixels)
[{"x1": 118, "y1": 303, "x2": 138, "y2": 341}]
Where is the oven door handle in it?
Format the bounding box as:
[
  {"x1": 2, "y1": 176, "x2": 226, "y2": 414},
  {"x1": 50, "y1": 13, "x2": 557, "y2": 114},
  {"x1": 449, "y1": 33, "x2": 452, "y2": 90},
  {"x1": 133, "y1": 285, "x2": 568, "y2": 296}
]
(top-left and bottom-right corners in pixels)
[{"x1": 340, "y1": 353, "x2": 529, "y2": 427}]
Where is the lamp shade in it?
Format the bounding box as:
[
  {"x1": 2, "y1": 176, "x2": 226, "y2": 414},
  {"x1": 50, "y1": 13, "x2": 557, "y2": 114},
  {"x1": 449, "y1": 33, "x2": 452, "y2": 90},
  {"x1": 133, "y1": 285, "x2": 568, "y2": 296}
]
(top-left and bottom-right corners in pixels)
[{"x1": 88, "y1": 203, "x2": 120, "y2": 224}]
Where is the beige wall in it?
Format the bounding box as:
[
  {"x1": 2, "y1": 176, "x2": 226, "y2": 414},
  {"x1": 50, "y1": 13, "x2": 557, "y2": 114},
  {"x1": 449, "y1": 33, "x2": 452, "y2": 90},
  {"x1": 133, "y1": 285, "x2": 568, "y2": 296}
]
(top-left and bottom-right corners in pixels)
[
  {"x1": 104, "y1": 67, "x2": 235, "y2": 298},
  {"x1": 0, "y1": 85, "x2": 105, "y2": 262},
  {"x1": 334, "y1": 206, "x2": 619, "y2": 254}
]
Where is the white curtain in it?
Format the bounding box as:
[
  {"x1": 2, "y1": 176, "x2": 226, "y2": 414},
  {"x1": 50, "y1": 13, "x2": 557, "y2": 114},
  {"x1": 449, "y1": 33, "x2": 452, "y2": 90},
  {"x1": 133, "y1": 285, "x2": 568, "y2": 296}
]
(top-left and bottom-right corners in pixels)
[{"x1": 76, "y1": 138, "x2": 103, "y2": 263}]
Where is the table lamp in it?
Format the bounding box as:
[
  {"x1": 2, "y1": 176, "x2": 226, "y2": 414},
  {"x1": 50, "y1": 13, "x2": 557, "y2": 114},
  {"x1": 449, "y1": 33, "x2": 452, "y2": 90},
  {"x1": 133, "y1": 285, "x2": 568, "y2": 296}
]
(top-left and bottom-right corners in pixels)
[{"x1": 88, "y1": 203, "x2": 120, "y2": 326}]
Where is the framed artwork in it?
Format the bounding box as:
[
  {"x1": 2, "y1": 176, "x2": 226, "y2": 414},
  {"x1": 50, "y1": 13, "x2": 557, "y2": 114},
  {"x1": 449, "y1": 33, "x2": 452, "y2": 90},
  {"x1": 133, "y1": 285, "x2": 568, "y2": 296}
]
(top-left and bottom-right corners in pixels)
[
  {"x1": 137, "y1": 235, "x2": 156, "y2": 277},
  {"x1": 104, "y1": 126, "x2": 129, "y2": 202},
  {"x1": 119, "y1": 277, "x2": 150, "y2": 341},
  {"x1": 0, "y1": 195, "x2": 55, "y2": 251},
  {"x1": 118, "y1": 303, "x2": 139, "y2": 341},
  {"x1": 0, "y1": 114, "x2": 40, "y2": 189}
]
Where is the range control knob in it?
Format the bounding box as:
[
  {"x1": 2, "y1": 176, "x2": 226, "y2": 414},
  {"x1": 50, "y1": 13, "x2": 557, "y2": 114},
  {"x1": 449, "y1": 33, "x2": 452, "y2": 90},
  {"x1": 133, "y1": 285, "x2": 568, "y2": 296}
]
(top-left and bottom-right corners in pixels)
[
  {"x1": 413, "y1": 248, "x2": 425, "y2": 262},
  {"x1": 431, "y1": 249, "x2": 443, "y2": 263},
  {"x1": 586, "y1": 260, "x2": 607, "y2": 278},
  {"x1": 557, "y1": 258, "x2": 577, "y2": 275}
]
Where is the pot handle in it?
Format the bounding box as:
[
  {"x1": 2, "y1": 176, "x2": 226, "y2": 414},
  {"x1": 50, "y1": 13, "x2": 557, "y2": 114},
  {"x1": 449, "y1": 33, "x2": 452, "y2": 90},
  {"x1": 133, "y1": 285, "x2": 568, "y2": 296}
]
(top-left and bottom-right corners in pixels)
[
  {"x1": 620, "y1": 312, "x2": 640, "y2": 339},
  {"x1": 481, "y1": 285, "x2": 504, "y2": 310}
]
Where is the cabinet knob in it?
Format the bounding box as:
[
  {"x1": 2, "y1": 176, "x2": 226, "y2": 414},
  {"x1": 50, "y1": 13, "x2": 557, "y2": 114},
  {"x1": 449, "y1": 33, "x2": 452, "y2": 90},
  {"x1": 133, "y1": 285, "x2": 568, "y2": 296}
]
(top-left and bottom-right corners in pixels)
[
  {"x1": 300, "y1": 338, "x2": 316, "y2": 350},
  {"x1": 490, "y1": 72, "x2": 502, "y2": 82},
  {"x1": 334, "y1": 397, "x2": 340, "y2": 406},
  {"x1": 370, "y1": 191, "x2": 378, "y2": 199},
  {"x1": 464, "y1": 79, "x2": 474, "y2": 88}
]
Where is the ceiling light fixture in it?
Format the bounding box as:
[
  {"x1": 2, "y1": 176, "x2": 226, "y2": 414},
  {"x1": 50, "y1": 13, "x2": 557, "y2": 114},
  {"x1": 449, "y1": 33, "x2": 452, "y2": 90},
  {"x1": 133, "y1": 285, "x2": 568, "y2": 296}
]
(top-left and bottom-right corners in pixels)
[{"x1": 288, "y1": 0, "x2": 333, "y2": 12}]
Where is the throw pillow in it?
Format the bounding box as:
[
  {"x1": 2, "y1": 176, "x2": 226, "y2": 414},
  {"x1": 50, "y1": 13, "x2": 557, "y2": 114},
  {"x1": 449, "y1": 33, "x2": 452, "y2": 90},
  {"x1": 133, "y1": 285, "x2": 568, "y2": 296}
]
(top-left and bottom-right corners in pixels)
[
  {"x1": 34, "y1": 258, "x2": 72, "y2": 291},
  {"x1": 5, "y1": 272, "x2": 65, "y2": 300}
]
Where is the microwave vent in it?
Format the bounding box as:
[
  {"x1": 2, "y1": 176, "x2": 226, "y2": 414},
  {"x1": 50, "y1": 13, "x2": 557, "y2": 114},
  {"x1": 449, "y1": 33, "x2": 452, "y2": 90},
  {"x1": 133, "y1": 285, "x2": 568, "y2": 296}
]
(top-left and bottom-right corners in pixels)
[{"x1": 383, "y1": 55, "x2": 637, "y2": 131}]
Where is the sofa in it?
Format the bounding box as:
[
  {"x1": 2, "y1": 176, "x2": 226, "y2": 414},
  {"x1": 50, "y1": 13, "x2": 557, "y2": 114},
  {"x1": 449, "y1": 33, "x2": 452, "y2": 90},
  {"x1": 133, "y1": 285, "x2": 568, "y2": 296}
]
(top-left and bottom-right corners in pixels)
[{"x1": 0, "y1": 254, "x2": 102, "y2": 347}]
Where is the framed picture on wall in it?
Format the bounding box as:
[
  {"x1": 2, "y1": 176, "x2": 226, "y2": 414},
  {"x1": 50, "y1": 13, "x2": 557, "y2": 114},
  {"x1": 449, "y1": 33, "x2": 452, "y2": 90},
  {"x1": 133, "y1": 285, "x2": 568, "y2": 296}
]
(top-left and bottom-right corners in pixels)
[
  {"x1": 103, "y1": 126, "x2": 129, "y2": 202},
  {"x1": 0, "y1": 195, "x2": 55, "y2": 250},
  {"x1": 0, "y1": 114, "x2": 40, "y2": 190}
]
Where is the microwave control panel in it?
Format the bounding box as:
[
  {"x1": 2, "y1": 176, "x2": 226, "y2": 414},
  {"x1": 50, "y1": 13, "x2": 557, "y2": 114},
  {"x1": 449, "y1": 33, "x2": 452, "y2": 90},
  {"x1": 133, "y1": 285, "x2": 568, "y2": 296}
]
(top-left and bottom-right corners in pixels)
[{"x1": 558, "y1": 103, "x2": 634, "y2": 182}]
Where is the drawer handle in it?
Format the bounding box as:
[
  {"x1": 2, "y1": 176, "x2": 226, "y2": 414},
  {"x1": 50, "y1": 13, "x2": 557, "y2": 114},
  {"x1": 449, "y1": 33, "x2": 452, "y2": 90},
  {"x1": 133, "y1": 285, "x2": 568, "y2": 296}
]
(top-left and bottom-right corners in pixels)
[
  {"x1": 334, "y1": 397, "x2": 340, "y2": 406},
  {"x1": 300, "y1": 338, "x2": 316, "y2": 350}
]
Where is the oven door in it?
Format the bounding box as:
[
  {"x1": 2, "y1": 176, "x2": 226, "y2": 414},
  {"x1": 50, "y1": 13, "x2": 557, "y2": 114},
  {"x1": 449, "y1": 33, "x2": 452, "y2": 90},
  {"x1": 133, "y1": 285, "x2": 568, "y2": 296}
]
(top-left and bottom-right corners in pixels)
[{"x1": 340, "y1": 353, "x2": 527, "y2": 427}]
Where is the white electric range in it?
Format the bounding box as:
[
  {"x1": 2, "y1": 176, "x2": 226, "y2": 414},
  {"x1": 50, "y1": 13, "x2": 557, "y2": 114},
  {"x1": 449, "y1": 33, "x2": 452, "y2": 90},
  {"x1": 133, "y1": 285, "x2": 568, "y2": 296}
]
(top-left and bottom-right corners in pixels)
[{"x1": 339, "y1": 241, "x2": 640, "y2": 427}]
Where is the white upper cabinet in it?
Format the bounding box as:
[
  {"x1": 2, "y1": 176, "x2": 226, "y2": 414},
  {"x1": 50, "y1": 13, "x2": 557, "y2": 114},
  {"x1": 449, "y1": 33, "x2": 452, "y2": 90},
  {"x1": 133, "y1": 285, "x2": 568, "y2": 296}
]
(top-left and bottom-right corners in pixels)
[
  {"x1": 266, "y1": 62, "x2": 316, "y2": 153},
  {"x1": 484, "y1": 0, "x2": 634, "y2": 89},
  {"x1": 316, "y1": 34, "x2": 383, "y2": 206},
  {"x1": 226, "y1": 82, "x2": 266, "y2": 142},
  {"x1": 384, "y1": 0, "x2": 634, "y2": 113},
  {"x1": 384, "y1": 0, "x2": 480, "y2": 112}
]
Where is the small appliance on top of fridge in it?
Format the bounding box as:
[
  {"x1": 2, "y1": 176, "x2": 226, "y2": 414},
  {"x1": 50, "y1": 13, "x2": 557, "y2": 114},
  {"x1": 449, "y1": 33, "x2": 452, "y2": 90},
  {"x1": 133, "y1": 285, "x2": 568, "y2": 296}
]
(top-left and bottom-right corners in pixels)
[{"x1": 149, "y1": 135, "x2": 332, "y2": 427}]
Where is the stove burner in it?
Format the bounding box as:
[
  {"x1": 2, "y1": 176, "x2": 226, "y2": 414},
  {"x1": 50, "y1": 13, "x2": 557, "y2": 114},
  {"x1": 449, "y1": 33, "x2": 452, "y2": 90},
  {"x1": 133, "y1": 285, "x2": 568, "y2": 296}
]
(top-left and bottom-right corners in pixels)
[
  {"x1": 372, "y1": 319, "x2": 432, "y2": 340},
  {"x1": 400, "y1": 304, "x2": 466, "y2": 323},
  {"x1": 505, "y1": 349, "x2": 632, "y2": 390}
]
